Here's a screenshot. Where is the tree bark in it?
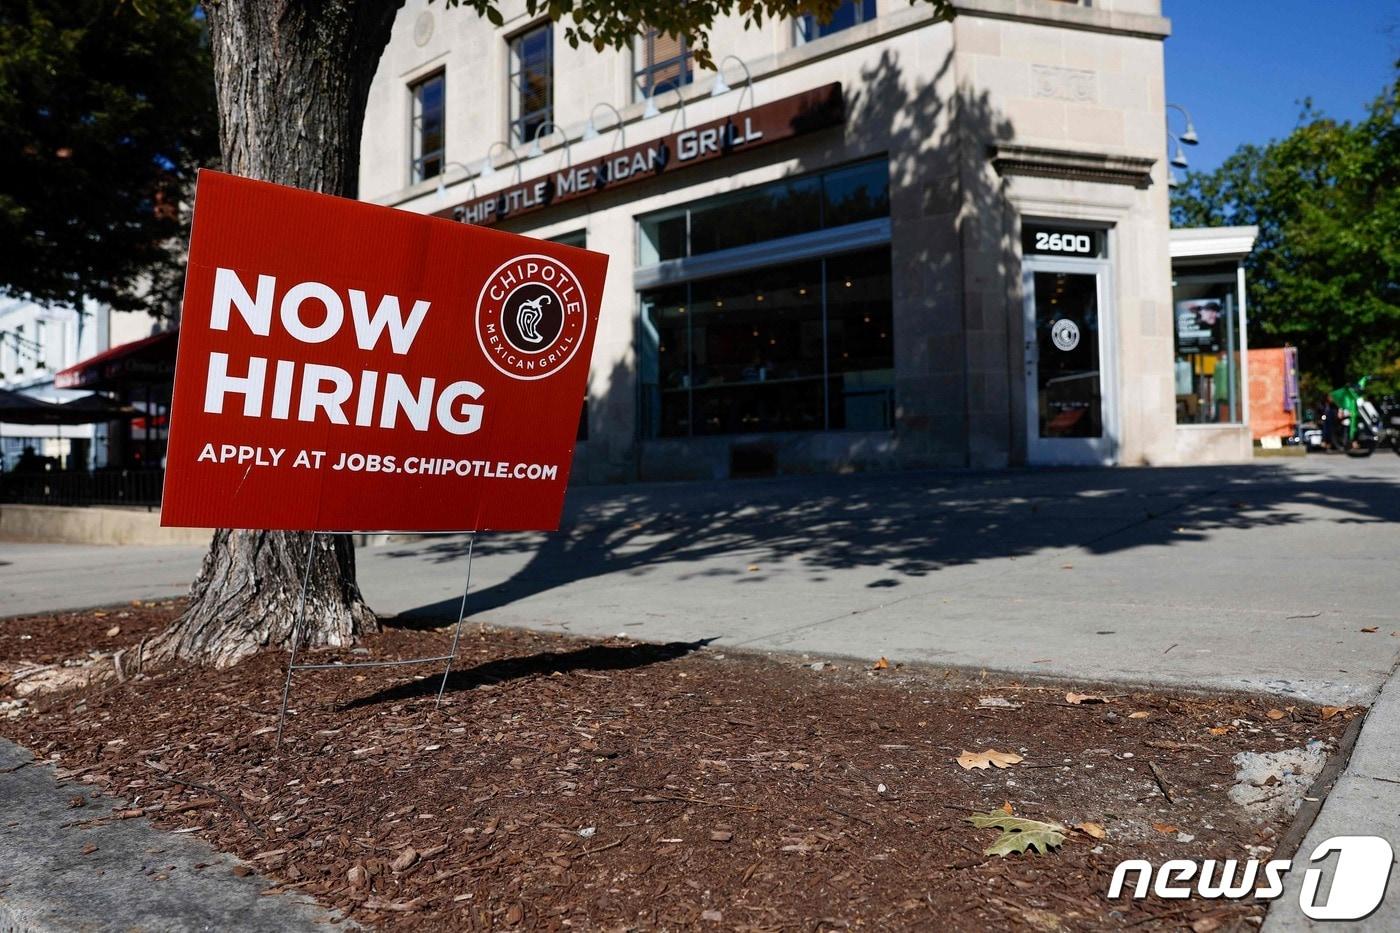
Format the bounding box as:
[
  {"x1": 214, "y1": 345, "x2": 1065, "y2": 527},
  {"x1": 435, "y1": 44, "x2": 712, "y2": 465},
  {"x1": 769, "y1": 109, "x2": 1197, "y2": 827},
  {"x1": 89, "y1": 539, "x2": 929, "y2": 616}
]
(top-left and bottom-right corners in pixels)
[{"x1": 151, "y1": 0, "x2": 402, "y2": 667}]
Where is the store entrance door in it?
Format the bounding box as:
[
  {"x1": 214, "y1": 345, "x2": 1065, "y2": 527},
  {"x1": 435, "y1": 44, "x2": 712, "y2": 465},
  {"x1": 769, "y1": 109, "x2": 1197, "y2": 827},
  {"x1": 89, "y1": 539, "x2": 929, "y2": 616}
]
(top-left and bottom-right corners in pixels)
[{"x1": 1022, "y1": 254, "x2": 1116, "y2": 465}]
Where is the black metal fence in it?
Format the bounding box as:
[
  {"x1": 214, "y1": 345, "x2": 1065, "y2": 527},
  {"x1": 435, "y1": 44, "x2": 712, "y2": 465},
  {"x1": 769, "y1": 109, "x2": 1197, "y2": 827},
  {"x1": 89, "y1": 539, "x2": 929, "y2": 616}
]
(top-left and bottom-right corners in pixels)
[{"x1": 0, "y1": 469, "x2": 164, "y2": 508}]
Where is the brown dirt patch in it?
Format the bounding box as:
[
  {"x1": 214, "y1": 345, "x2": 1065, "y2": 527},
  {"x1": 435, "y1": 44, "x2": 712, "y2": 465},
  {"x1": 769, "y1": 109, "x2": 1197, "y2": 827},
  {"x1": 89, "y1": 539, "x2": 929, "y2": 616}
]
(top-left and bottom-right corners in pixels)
[{"x1": 1, "y1": 604, "x2": 1356, "y2": 931}]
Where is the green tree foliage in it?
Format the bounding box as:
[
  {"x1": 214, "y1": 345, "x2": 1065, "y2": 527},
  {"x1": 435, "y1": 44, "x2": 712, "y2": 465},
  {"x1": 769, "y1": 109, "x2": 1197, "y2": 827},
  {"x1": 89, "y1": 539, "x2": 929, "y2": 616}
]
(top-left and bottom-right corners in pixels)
[
  {"x1": 0, "y1": 0, "x2": 217, "y2": 317},
  {"x1": 1172, "y1": 67, "x2": 1400, "y2": 393},
  {"x1": 448, "y1": 0, "x2": 953, "y2": 66}
]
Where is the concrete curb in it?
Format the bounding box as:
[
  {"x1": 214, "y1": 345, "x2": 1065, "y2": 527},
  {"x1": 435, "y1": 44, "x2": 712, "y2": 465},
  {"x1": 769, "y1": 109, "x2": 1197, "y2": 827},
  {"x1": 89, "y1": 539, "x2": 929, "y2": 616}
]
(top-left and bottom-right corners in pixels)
[
  {"x1": 1263, "y1": 667, "x2": 1400, "y2": 931},
  {"x1": 0, "y1": 505, "x2": 210, "y2": 547}
]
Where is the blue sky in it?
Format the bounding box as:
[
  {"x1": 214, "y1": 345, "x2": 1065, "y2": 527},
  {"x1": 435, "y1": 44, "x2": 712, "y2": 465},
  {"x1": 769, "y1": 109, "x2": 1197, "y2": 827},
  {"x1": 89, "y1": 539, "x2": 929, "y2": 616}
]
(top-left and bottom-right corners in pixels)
[{"x1": 1163, "y1": 1, "x2": 1399, "y2": 173}]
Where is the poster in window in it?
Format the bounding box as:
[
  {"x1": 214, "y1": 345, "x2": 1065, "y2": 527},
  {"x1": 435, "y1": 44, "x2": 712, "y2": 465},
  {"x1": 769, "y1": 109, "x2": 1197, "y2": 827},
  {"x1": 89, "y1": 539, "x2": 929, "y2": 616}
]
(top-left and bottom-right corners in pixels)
[{"x1": 1175, "y1": 299, "x2": 1223, "y2": 352}]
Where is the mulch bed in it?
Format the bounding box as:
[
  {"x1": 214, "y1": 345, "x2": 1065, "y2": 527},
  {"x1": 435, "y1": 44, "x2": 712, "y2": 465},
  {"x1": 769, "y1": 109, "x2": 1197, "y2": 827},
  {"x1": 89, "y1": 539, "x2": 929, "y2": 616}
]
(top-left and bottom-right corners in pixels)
[{"x1": 0, "y1": 603, "x2": 1357, "y2": 931}]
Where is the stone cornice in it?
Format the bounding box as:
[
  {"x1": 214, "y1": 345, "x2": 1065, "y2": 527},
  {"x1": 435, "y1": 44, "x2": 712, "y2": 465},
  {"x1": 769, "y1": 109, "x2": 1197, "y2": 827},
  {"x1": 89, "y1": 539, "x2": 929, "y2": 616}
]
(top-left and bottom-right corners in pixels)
[{"x1": 954, "y1": 0, "x2": 1171, "y2": 41}]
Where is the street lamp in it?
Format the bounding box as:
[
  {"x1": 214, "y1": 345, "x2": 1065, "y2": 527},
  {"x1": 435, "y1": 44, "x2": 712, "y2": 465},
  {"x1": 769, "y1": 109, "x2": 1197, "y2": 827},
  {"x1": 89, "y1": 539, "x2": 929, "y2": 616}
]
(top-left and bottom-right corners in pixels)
[
  {"x1": 709, "y1": 55, "x2": 754, "y2": 112},
  {"x1": 582, "y1": 102, "x2": 626, "y2": 148},
  {"x1": 478, "y1": 140, "x2": 522, "y2": 183},
  {"x1": 527, "y1": 121, "x2": 573, "y2": 168}
]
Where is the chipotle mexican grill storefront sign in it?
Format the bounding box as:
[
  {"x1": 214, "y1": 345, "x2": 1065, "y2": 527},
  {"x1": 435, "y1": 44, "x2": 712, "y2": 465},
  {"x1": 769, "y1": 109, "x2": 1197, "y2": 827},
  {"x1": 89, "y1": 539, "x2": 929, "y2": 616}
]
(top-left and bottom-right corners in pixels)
[{"x1": 437, "y1": 83, "x2": 845, "y2": 227}]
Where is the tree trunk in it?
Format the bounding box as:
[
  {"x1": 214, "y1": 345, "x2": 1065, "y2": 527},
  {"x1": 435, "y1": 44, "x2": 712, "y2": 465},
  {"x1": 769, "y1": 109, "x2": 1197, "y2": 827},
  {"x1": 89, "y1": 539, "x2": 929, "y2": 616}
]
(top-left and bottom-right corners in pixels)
[{"x1": 151, "y1": 0, "x2": 401, "y2": 667}]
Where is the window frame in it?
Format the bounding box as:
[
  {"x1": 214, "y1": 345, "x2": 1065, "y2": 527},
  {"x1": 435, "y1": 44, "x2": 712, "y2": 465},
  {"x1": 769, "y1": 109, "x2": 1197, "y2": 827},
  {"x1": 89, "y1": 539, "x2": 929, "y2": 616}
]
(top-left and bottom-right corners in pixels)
[
  {"x1": 633, "y1": 28, "x2": 694, "y2": 102},
  {"x1": 795, "y1": 0, "x2": 878, "y2": 45},
  {"x1": 507, "y1": 22, "x2": 554, "y2": 147},
  {"x1": 408, "y1": 70, "x2": 446, "y2": 185}
]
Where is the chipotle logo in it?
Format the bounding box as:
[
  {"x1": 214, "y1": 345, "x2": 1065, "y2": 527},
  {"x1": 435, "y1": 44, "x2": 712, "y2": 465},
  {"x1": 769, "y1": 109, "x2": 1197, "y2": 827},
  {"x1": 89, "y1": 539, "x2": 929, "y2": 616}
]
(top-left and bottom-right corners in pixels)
[{"x1": 475, "y1": 254, "x2": 588, "y2": 381}]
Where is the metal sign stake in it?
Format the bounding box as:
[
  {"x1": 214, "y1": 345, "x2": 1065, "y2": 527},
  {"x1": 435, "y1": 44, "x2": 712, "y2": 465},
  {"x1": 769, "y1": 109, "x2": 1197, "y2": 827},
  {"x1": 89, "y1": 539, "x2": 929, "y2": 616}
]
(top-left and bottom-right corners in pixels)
[
  {"x1": 275, "y1": 532, "x2": 319, "y2": 749},
  {"x1": 274, "y1": 531, "x2": 477, "y2": 750},
  {"x1": 436, "y1": 532, "x2": 475, "y2": 709}
]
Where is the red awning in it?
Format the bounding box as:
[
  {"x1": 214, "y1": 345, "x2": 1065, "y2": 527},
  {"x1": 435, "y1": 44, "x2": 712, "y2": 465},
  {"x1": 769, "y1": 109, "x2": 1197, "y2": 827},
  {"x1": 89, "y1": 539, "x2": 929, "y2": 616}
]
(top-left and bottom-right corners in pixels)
[{"x1": 54, "y1": 329, "x2": 178, "y2": 391}]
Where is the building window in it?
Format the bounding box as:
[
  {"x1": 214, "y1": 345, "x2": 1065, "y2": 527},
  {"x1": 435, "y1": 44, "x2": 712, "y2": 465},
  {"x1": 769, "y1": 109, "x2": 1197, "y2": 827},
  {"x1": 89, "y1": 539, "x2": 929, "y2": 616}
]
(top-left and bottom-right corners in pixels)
[
  {"x1": 640, "y1": 249, "x2": 893, "y2": 438},
  {"x1": 797, "y1": 0, "x2": 876, "y2": 43},
  {"x1": 639, "y1": 158, "x2": 889, "y2": 266},
  {"x1": 634, "y1": 29, "x2": 692, "y2": 102},
  {"x1": 637, "y1": 161, "x2": 893, "y2": 440},
  {"x1": 409, "y1": 72, "x2": 445, "y2": 183},
  {"x1": 509, "y1": 23, "x2": 553, "y2": 147},
  {"x1": 1173, "y1": 267, "x2": 1244, "y2": 424}
]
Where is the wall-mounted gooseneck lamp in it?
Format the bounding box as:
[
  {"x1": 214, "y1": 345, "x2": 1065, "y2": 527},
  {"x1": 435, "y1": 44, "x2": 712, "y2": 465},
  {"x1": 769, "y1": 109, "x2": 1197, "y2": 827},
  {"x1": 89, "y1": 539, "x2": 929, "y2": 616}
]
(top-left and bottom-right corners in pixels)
[
  {"x1": 528, "y1": 121, "x2": 573, "y2": 169},
  {"x1": 1167, "y1": 103, "x2": 1199, "y2": 146},
  {"x1": 478, "y1": 141, "x2": 522, "y2": 183},
  {"x1": 434, "y1": 161, "x2": 478, "y2": 203},
  {"x1": 582, "y1": 102, "x2": 627, "y2": 149},
  {"x1": 710, "y1": 55, "x2": 755, "y2": 113},
  {"x1": 1164, "y1": 102, "x2": 1200, "y2": 189}
]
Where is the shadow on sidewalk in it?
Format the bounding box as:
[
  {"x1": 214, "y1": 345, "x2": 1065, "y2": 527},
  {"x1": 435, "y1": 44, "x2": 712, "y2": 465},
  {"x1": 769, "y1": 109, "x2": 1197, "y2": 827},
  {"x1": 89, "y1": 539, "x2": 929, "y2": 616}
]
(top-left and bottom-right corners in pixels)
[{"x1": 381, "y1": 460, "x2": 1400, "y2": 626}]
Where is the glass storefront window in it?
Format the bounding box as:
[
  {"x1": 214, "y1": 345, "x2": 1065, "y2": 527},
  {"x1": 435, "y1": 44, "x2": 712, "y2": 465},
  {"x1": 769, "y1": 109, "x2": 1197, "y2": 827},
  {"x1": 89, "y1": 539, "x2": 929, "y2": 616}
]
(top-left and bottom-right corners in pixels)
[
  {"x1": 639, "y1": 248, "x2": 893, "y2": 438},
  {"x1": 1173, "y1": 271, "x2": 1243, "y2": 424},
  {"x1": 688, "y1": 177, "x2": 823, "y2": 258},
  {"x1": 638, "y1": 158, "x2": 889, "y2": 266},
  {"x1": 826, "y1": 250, "x2": 895, "y2": 430}
]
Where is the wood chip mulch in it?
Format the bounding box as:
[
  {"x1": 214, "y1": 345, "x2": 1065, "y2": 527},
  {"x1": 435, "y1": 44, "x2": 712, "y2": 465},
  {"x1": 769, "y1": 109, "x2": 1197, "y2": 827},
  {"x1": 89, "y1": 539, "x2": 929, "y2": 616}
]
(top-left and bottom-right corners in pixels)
[{"x1": 0, "y1": 602, "x2": 1356, "y2": 931}]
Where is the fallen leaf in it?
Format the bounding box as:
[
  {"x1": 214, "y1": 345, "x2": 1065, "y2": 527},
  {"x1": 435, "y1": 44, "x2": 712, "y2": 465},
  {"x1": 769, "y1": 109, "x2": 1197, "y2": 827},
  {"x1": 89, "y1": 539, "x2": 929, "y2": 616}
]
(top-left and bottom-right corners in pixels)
[
  {"x1": 1152, "y1": 822, "x2": 1179, "y2": 834},
  {"x1": 1321, "y1": 706, "x2": 1348, "y2": 720},
  {"x1": 348, "y1": 865, "x2": 368, "y2": 889},
  {"x1": 505, "y1": 903, "x2": 524, "y2": 925},
  {"x1": 1128, "y1": 711, "x2": 1151, "y2": 719},
  {"x1": 1207, "y1": 726, "x2": 1230, "y2": 736},
  {"x1": 1266, "y1": 709, "x2": 1288, "y2": 721},
  {"x1": 872, "y1": 657, "x2": 889, "y2": 671},
  {"x1": 957, "y1": 749, "x2": 1024, "y2": 770},
  {"x1": 1076, "y1": 822, "x2": 1107, "y2": 839},
  {"x1": 1001, "y1": 801, "x2": 1014, "y2": 815},
  {"x1": 1065, "y1": 692, "x2": 1107, "y2": 705},
  {"x1": 105, "y1": 625, "x2": 121, "y2": 638},
  {"x1": 966, "y1": 811, "x2": 1065, "y2": 856},
  {"x1": 1361, "y1": 627, "x2": 1379, "y2": 633},
  {"x1": 745, "y1": 564, "x2": 759, "y2": 573}
]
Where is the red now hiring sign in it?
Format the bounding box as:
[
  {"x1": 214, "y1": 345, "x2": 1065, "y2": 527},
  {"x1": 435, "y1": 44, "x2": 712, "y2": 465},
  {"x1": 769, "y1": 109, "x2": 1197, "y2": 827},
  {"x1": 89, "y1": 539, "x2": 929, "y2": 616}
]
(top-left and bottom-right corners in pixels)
[{"x1": 161, "y1": 170, "x2": 608, "y2": 532}]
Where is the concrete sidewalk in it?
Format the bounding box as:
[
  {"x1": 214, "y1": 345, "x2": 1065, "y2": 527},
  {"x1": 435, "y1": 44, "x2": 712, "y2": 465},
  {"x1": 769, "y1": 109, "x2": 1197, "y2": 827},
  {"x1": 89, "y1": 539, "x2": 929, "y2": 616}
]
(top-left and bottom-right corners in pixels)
[
  {"x1": 0, "y1": 739, "x2": 336, "y2": 932},
  {"x1": 3, "y1": 455, "x2": 1398, "y2": 703},
  {"x1": 355, "y1": 454, "x2": 1400, "y2": 706}
]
